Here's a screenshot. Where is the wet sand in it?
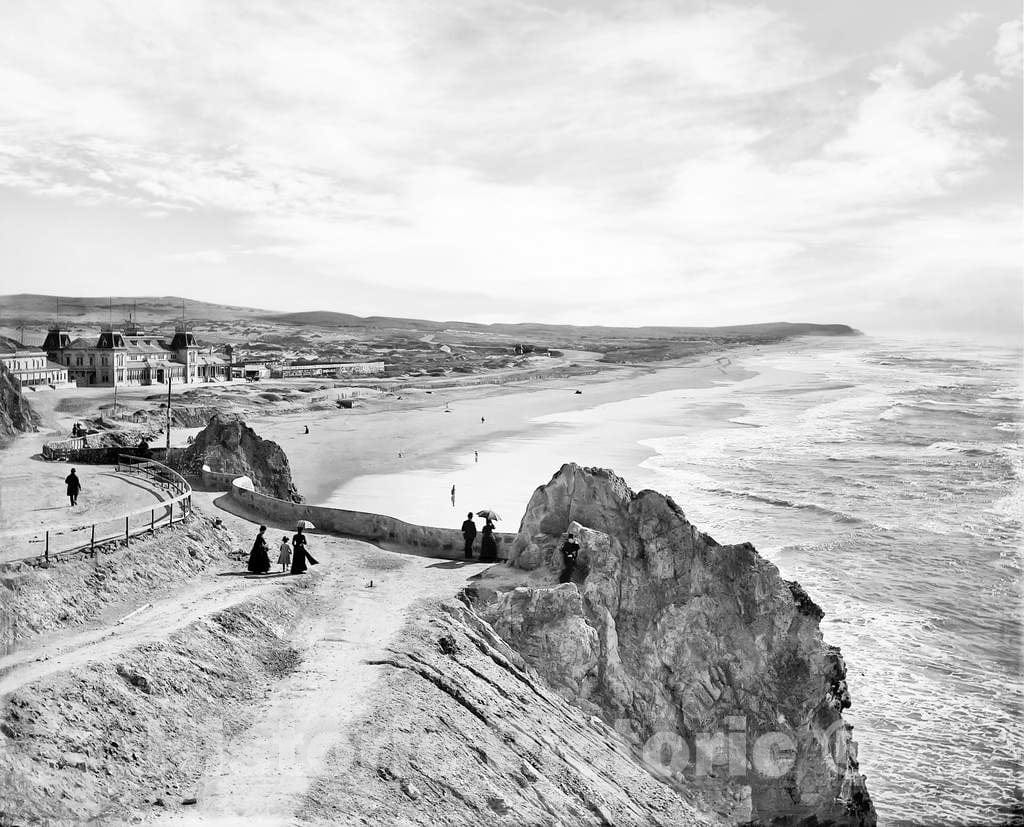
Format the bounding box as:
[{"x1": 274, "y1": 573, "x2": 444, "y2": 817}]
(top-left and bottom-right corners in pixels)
[{"x1": 249, "y1": 351, "x2": 759, "y2": 529}]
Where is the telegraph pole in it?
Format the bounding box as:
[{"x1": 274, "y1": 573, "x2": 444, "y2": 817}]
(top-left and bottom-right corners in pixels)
[{"x1": 165, "y1": 372, "x2": 172, "y2": 453}]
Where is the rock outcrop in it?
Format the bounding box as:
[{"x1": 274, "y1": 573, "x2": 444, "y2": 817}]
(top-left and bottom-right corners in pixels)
[
  {"x1": 476, "y1": 463, "x2": 875, "y2": 825},
  {"x1": 179, "y1": 413, "x2": 302, "y2": 502},
  {"x1": 0, "y1": 362, "x2": 38, "y2": 444}
]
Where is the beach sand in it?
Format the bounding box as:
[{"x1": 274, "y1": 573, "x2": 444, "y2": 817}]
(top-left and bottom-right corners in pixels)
[{"x1": 249, "y1": 351, "x2": 762, "y2": 530}]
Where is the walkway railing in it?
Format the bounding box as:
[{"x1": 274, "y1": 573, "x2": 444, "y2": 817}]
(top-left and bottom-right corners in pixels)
[
  {"x1": 41, "y1": 435, "x2": 91, "y2": 460},
  {"x1": 0, "y1": 456, "x2": 193, "y2": 566}
]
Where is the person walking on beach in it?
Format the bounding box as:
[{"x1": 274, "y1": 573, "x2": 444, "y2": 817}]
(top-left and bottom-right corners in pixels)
[
  {"x1": 450, "y1": 484, "x2": 456, "y2": 507},
  {"x1": 290, "y1": 525, "x2": 319, "y2": 574},
  {"x1": 479, "y1": 519, "x2": 498, "y2": 563},
  {"x1": 474, "y1": 450, "x2": 478, "y2": 463},
  {"x1": 559, "y1": 533, "x2": 580, "y2": 584},
  {"x1": 278, "y1": 535, "x2": 292, "y2": 573},
  {"x1": 65, "y1": 468, "x2": 81, "y2": 506},
  {"x1": 461, "y1": 513, "x2": 477, "y2": 559},
  {"x1": 247, "y1": 525, "x2": 271, "y2": 574}
]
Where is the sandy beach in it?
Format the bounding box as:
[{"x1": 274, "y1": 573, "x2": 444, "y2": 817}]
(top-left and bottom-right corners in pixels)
[{"x1": 249, "y1": 350, "x2": 761, "y2": 530}]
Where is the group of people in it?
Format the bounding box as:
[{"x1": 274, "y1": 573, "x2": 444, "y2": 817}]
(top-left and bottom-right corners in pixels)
[
  {"x1": 459, "y1": 513, "x2": 499, "y2": 563},
  {"x1": 247, "y1": 523, "x2": 319, "y2": 575}
]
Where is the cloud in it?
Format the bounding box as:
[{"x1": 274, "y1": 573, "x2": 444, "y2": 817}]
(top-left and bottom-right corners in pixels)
[
  {"x1": 0, "y1": 1, "x2": 1018, "y2": 335},
  {"x1": 993, "y1": 18, "x2": 1022, "y2": 77}
]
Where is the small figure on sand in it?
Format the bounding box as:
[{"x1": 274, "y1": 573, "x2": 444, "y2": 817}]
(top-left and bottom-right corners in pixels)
[
  {"x1": 247, "y1": 525, "x2": 271, "y2": 574},
  {"x1": 559, "y1": 533, "x2": 580, "y2": 584},
  {"x1": 474, "y1": 450, "x2": 478, "y2": 463},
  {"x1": 278, "y1": 535, "x2": 292, "y2": 572},
  {"x1": 461, "y1": 512, "x2": 477, "y2": 559},
  {"x1": 304, "y1": 425, "x2": 309, "y2": 434},
  {"x1": 290, "y1": 524, "x2": 319, "y2": 574},
  {"x1": 480, "y1": 416, "x2": 485, "y2": 424},
  {"x1": 450, "y1": 484, "x2": 456, "y2": 506},
  {"x1": 479, "y1": 519, "x2": 498, "y2": 563},
  {"x1": 65, "y1": 468, "x2": 81, "y2": 506}
]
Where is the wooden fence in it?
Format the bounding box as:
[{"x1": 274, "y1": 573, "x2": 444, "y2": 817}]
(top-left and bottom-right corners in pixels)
[{"x1": 0, "y1": 456, "x2": 193, "y2": 566}]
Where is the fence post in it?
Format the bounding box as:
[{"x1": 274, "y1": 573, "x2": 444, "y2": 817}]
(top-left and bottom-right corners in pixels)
[
  {"x1": 151, "y1": 509, "x2": 155, "y2": 531},
  {"x1": 125, "y1": 515, "x2": 130, "y2": 546},
  {"x1": 44, "y1": 531, "x2": 49, "y2": 563},
  {"x1": 90, "y1": 524, "x2": 95, "y2": 556}
]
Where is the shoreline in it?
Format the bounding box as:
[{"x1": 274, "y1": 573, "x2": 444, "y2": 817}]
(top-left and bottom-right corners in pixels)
[{"x1": 248, "y1": 345, "x2": 767, "y2": 528}]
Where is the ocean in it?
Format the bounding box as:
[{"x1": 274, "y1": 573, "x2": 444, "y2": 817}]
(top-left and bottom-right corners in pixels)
[{"x1": 328, "y1": 336, "x2": 1023, "y2": 825}]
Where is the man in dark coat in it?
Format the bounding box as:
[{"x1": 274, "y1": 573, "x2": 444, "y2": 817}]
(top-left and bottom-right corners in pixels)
[
  {"x1": 65, "y1": 468, "x2": 81, "y2": 506},
  {"x1": 290, "y1": 526, "x2": 319, "y2": 574},
  {"x1": 559, "y1": 533, "x2": 580, "y2": 584},
  {"x1": 461, "y1": 513, "x2": 477, "y2": 559},
  {"x1": 247, "y1": 525, "x2": 271, "y2": 574}
]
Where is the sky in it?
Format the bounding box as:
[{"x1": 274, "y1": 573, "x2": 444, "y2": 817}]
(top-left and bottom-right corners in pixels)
[{"x1": 0, "y1": 1, "x2": 1021, "y2": 339}]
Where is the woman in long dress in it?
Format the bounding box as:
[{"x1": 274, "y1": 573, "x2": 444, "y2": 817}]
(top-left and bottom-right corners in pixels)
[
  {"x1": 290, "y1": 525, "x2": 319, "y2": 574},
  {"x1": 479, "y1": 519, "x2": 498, "y2": 563},
  {"x1": 247, "y1": 525, "x2": 271, "y2": 574}
]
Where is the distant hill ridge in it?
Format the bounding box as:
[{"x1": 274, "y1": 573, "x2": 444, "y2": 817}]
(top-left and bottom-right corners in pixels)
[{"x1": 0, "y1": 294, "x2": 859, "y2": 339}]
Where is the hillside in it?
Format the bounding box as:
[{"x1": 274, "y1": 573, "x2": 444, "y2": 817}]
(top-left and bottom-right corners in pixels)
[
  {"x1": 0, "y1": 294, "x2": 270, "y2": 325},
  {"x1": 1, "y1": 295, "x2": 858, "y2": 342}
]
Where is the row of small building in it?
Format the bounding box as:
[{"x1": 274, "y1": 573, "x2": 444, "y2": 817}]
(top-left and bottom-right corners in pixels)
[{"x1": 0, "y1": 322, "x2": 384, "y2": 388}]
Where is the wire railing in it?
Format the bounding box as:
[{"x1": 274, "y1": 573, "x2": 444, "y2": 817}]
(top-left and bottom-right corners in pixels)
[{"x1": 0, "y1": 456, "x2": 193, "y2": 566}]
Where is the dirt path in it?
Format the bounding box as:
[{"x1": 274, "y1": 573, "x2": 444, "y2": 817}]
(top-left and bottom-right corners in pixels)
[{"x1": 148, "y1": 551, "x2": 488, "y2": 824}]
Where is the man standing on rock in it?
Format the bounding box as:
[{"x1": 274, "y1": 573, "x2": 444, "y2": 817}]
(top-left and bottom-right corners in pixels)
[
  {"x1": 559, "y1": 533, "x2": 580, "y2": 584},
  {"x1": 65, "y1": 468, "x2": 81, "y2": 507},
  {"x1": 461, "y1": 512, "x2": 477, "y2": 559}
]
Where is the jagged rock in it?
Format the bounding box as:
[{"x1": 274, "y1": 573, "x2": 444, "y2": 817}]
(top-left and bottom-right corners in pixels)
[
  {"x1": 179, "y1": 413, "x2": 302, "y2": 502},
  {"x1": 116, "y1": 665, "x2": 155, "y2": 694},
  {"x1": 481, "y1": 463, "x2": 876, "y2": 826},
  {"x1": 0, "y1": 361, "x2": 38, "y2": 445}
]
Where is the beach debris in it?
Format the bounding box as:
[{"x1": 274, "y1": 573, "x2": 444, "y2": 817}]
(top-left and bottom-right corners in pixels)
[
  {"x1": 401, "y1": 780, "x2": 422, "y2": 800},
  {"x1": 367, "y1": 580, "x2": 374, "y2": 588}
]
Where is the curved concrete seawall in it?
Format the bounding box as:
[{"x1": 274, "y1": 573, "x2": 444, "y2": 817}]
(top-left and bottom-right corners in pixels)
[{"x1": 227, "y1": 476, "x2": 515, "y2": 559}]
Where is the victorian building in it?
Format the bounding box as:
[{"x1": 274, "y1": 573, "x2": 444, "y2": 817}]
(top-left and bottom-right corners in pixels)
[
  {"x1": 0, "y1": 336, "x2": 70, "y2": 386},
  {"x1": 42, "y1": 322, "x2": 229, "y2": 387}
]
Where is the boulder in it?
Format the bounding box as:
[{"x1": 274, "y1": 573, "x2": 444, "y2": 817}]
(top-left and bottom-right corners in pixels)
[
  {"x1": 179, "y1": 413, "x2": 302, "y2": 502},
  {"x1": 480, "y1": 463, "x2": 875, "y2": 826}
]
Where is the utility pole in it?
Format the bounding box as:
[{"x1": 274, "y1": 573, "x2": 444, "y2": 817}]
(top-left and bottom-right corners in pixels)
[{"x1": 165, "y1": 371, "x2": 172, "y2": 454}]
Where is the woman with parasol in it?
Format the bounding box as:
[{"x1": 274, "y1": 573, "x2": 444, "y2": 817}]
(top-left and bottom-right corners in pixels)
[
  {"x1": 290, "y1": 520, "x2": 319, "y2": 574},
  {"x1": 477, "y1": 509, "x2": 500, "y2": 563}
]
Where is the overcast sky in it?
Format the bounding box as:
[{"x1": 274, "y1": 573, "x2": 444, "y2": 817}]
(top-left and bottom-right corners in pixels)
[{"x1": 0, "y1": 1, "x2": 1020, "y2": 338}]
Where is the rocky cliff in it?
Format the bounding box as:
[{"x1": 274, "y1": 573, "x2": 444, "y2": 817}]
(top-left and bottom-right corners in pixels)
[
  {"x1": 0, "y1": 362, "x2": 38, "y2": 445},
  {"x1": 179, "y1": 413, "x2": 302, "y2": 502},
  {"x1": 474, "y1": 463, "x2": 875, "y2": 825}
]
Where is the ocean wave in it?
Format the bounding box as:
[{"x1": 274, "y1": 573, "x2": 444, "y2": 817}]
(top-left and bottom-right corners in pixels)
[
  {"x1": 995, "y1": 421, "x2": 1024, "y2": 433},
  {"x1": 926, "y1": 441, "x2": 999, "y2": 457},
  {"x1": 701, "y1": 486, "x2": 867, "y2": 524}
]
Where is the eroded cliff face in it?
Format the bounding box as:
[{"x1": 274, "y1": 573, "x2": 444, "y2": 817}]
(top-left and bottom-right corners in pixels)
[
  {"x1": 180, "y1": 413, "x2": 302, "y2": 502},
  {"x1": 0, "y1": 362, "x2": 38, "y2": 445},
  {"x1": 477, "y1": 463, "x2": 875, "y2": 826}
]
